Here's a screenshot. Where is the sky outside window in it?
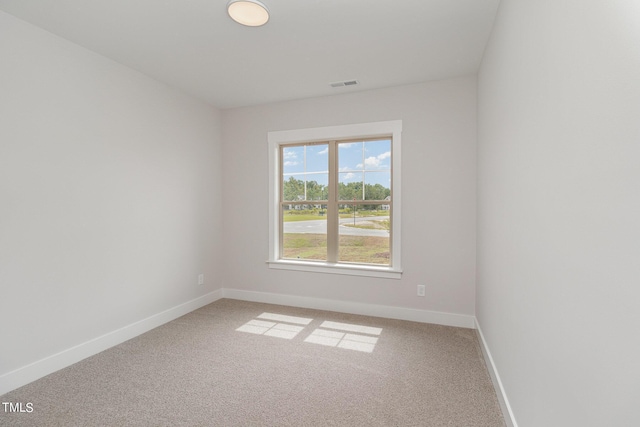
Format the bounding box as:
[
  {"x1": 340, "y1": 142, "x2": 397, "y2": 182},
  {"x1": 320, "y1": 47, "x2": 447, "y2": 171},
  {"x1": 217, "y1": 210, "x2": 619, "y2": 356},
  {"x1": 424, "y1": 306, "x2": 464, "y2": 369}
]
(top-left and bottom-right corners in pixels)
[{"x1": 338, "y1": 140, "x2": 391, "y2": 198}]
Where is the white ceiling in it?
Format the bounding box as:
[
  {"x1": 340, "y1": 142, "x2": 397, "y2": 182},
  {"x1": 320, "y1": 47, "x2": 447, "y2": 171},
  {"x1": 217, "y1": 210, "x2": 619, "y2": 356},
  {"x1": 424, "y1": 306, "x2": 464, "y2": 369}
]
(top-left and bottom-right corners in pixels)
[{"x1": 0, "y1": 0, "x2": 500, "y2": 109}]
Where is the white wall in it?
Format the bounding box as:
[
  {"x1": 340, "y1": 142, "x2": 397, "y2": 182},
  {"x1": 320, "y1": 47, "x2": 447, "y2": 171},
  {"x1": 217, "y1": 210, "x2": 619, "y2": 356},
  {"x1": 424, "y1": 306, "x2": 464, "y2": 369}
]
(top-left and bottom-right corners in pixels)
[
  {"x1": 0, "y1": 11, "x2": 222, "y2": 383},
  {"x1": 222, "y1": 78, "x2": 477, "y2": 319},
  {"x1": 477, "y1": 1, "x2": 640, "y2": 425}
]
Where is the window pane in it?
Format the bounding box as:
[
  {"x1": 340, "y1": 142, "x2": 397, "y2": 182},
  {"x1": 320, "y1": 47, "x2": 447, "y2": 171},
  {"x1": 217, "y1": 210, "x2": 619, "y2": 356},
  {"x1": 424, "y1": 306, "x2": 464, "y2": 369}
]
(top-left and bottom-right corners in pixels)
[
  {"x1": 363, "y1": 140, "x2": 391, "y2": 170},
  {"x1": 338, "y1": 141, "x2": 363, "y2": 170},
  {"x1": 282, "y1": 205, "x2": 327, "y2": 261},
  {"x1": 339, "y1": 172, "x2": 363, "y2": 200},
  {"x1": 282, "y1": 146, "x2": 304, "y2": 175},
  {"x1": 306, "y1": 144, "x2": 328, "y2": 174},
  {"x1": 364, "y1": 171, "x2": 391, "y2": 200},
  {"x1": 282, "y1": 175, "x2": 305, "y2": 201},
  {"x1": 282, "y1": 144, "x2": 328, "y2": 202},
  {"x1": 305, "y1": 173, "x2": 328, "y2": 201},
  {"x1": 338, "y1": 203, "x2": 390, "y2": 265}
]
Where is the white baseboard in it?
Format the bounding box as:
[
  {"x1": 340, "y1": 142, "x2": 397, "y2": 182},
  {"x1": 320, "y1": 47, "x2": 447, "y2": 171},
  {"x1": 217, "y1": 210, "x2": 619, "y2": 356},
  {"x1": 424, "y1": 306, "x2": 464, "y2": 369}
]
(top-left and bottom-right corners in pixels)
[
  {"x1": 0, "y1": 289, "x2": 223, "y2": 396},
  {"x1": 222, "y1": 288, "x2": 476, "y2": 328},
  {"x1": 475, "y1": 319, "x2": 518, "y2": 427}
]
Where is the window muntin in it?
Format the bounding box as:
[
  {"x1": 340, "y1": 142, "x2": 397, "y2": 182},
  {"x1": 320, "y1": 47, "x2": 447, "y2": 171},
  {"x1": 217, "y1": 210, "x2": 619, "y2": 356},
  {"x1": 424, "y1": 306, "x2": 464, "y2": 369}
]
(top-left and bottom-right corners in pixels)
[{"x1": 280, "y1": 138, "x2": 392, "y2": 266}]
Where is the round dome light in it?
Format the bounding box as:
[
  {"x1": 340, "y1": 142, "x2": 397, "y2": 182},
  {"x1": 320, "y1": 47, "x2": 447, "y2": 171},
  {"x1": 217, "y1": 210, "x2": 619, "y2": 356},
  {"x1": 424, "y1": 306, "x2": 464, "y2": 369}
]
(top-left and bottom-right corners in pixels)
[{"x1": 227, "y1": 0, "x2": 270, "y2": 27}]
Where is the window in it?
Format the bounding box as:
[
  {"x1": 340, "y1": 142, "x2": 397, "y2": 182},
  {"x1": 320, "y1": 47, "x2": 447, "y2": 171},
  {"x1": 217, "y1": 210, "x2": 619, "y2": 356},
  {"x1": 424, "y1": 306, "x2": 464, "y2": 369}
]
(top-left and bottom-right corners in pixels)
[{"x1": 268, "y1": 121, "x2": 402, "y2": 279}]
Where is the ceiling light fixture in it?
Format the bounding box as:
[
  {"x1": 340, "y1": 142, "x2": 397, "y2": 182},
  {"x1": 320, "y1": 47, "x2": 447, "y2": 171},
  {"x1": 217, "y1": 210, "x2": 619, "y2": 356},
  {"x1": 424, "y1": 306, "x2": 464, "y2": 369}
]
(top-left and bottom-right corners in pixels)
[{"x1": 227, "y1": 0, "x2": 270, "y2": 27}]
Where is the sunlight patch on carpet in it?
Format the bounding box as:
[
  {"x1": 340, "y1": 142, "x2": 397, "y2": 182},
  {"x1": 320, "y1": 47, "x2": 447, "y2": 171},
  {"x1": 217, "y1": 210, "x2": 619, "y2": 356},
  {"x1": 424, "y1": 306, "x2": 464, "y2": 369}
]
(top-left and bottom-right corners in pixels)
[
  {"x1": 236, "y1": 318, "x2": 306, "y2": 339},
  {"x1": 304, "y1": 328, "x2": 380, "y2": 353},
  {"x1": 257, "y1": 312, "x2": 313, "y2": 325},
  {"x1": 236, "y1": 313, "x2": 382, "y2": 351},
  {"x1": 319, "y1": 321, "x2": 382, "y2": 335}
]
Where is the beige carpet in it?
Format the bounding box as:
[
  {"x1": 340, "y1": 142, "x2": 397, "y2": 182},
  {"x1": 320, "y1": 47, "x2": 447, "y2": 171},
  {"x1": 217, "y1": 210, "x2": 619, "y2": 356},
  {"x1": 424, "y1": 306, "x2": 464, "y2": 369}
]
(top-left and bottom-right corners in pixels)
[{"x1": 0, "y1": 299, "x2": 505, "y2": 426}]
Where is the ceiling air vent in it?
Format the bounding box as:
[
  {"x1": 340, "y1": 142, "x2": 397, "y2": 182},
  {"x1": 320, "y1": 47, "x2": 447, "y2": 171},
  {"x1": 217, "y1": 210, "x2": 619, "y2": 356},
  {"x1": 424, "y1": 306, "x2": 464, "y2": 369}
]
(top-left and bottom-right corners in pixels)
[{"x1": 330, "y1": 80, "x2": 359, "y2": 88}]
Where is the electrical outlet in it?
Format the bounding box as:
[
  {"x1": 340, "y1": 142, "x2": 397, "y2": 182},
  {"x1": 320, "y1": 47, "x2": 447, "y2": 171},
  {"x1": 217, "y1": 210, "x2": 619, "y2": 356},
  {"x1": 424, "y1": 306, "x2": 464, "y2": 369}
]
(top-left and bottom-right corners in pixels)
[
  {"x1": 417, "y1": 285, "x2": 425, "y2": 297},
  {"x1": 198, "y1": 274, "x2": 204, "y2": 285}
]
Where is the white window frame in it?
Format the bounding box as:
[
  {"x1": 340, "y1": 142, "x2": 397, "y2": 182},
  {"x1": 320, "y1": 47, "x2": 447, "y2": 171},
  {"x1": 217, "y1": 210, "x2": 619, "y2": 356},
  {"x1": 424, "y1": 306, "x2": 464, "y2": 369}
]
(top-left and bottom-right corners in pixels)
[{"x1": 268, "y1": 120, "x2": 402, "y2": 279}]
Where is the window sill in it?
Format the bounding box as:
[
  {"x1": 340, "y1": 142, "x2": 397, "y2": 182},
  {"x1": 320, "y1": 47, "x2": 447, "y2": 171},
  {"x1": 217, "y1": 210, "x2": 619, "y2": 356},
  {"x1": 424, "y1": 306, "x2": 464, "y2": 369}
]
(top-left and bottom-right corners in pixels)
[{"x1": 266, "y1": 259, "x2": 402, "y2": 279}]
